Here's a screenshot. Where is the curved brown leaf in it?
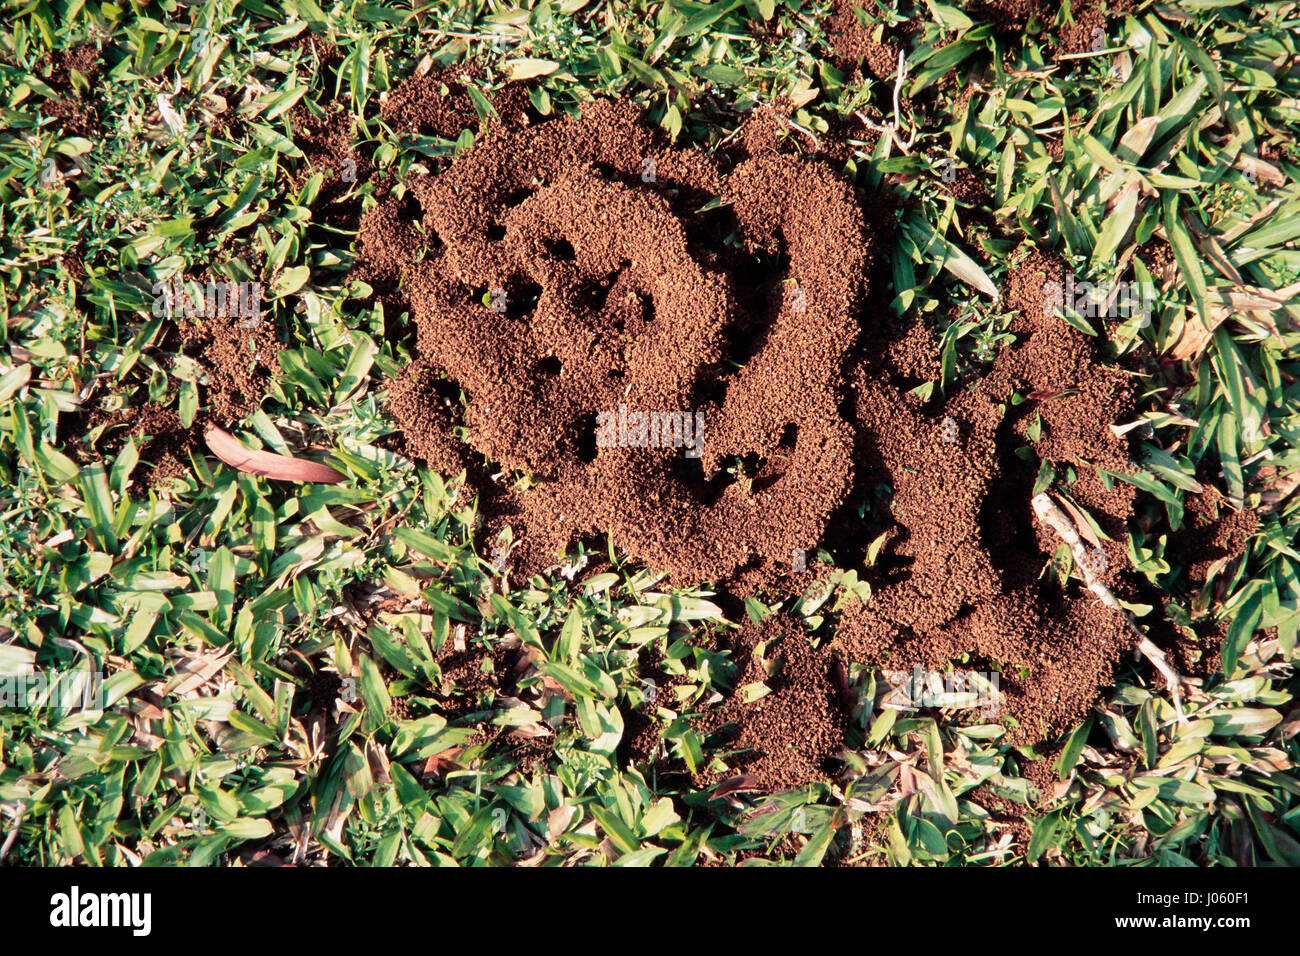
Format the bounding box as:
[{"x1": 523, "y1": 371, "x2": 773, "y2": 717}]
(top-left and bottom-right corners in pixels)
[
  {"x1": 712, "y1": 774, "x2": 762, "y2": 799},
  {"x1": 203, "y1": 425, "x2": 346, "y2": 483}
]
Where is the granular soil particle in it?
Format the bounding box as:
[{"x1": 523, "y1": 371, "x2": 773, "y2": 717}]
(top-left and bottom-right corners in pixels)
[
  {"x1": 1171, "y1": 485, "x2": 1258, "y2": 590},
  {"x1": 421, "y1": 629, "x2": 555, "y2": 775},
  {"x1": 941, "y1": 164, "x2": 994, "y2": 208},
  {"x1": 436, "y1": 635, "x2": 515, "y2": 696},
  {"x1": 63, "y1": 402, "x2": 192, "y2": 487},
  {"x1": 378, "y1": 65, "x2": 538, "y2": 140},
  {"x1": 836, "y1": 248, "x2": 1140, "y2": 743},
  {"x1": 66, "y1": 273, "x2": 285, "y2": 478},
  {"x1": 1138, "y1": 237, "x2": 1178, "y2": 285},
  {"x1": 39, "y1": 43, "x2": 103, "y2": 90},
  {"x1": 338, "y1": 69, "x2": 530, "y2": 332},
  {"x1": 490, "y1": 735, "x2": 554, "y2": 778},
  {"x1": 621, "y1": 646, "x2": 691, "y2": 767},
  {"x1": 367, "y1": 88, "x2": 1247, "y2": 762},
  {"x1": 695, "y1": 616, "x2": 850, "y2": 792},
  {"x1": 287, "y1": 100, "x2": 371, "y2": 230},
  {"x1": 38, "y1": 44, "x2": 102, "y2": 138},
  {"x1": 204, "y1": 101, "x2": 245, "y2": 138},
  {"x1": 272, "y1": 29, "x2": 340, "y2": 64},
  {"x1": 826, "y1": 0, "x2": 922, "y2": 81},
  {"x1": 302, "y1": 666, "x2": 344, "y2": 713},
  {"x1": 967, "y1": 0, "x2": 1135, "y2": 54},
  {"x1": 967, "y1": 785, "x2": 1034, "y2": 849},
  {"x1": 176, "y1": 303, "x2": 283, "y2": 424},
  {"x1": 825, "y1": 0, "x2": 1136, "y2": 61},
  {"x1": 428, "y1": 630, "x2": 527, "y2": 723}
]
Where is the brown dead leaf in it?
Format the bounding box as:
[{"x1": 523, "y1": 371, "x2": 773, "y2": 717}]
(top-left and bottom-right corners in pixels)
[
  {"x1": 365, "y1": 739, "x2": 392, "y2": 787},
  {"x1": 897, "y1": 763, "x2": 920, "y2": 798},
  {"x1": 1190, "y1": 229, "x2": 1245, "y2": 285},
  {"x1": 162, "y1": 647, "x2": 234, "y2": 698},
  {"x1": 203, "y1": 425, "x2": 346, "y2": 483},
  {"x1": 422, "y1": 747, "x2": 464, "y2": 778},
  {"x1": 130, "y1": 696, "x2": 165, "y2": 721},
  {"x1": 1053, "y1": 494, "x2": 1103, "y2": 551},
  {"x1": 1235, "y1": 153, "x2": 1286, "y2": 187},
  {"x1": 1247, "y1": 747, "x2": 1292, "y2": 772},
  {"x1": 244, "y1": 849, "x2": 290, "y2": 867},
  {"x1": 1168, "y1": 307, "x2": 1215, "y2": 360},
  {"x1": 832, "y1": 656, "x2": 853, "y2": 709},
  {"x1": 547, "y1": 805, "x2": 578, "y2": 840},
  {"x1": 712, "y1": 774, "x2": 763, "y2": 799},
  {"x1": 505, "y1": 721, "x2": 553, "y2": 741},
  {"x1": 1169, "y1": 279, "x2": 1300, "y2": 359},
  {"x1": 539, "y1": 674, "x2": 574, "y2": 702},
  {"x1": 1220, "y1": 199, "x2": 1282, "y2": 243},
  {"x1": 1258, "y1": 466, "x2": 1300, "y2": 514},
  {"x1": 515, "y1": 848, "x2": 548, "y2": 866}
]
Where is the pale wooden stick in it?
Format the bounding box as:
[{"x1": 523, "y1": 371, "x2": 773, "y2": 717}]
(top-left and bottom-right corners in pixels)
[
  {"x1": 853, "y1": 51, "x2": 917, "y2": 155},
  {"x1": 1031, "y1": 493, "x2": 1186, "y2": 722},
  {"x1": 0, "y1": 804, "x2": 24, "y2": 864}
]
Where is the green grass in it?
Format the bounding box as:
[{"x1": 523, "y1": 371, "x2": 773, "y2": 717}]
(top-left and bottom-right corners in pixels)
[{"x1": 1, "y1": 0, "x2": 1298, "y2": 866}]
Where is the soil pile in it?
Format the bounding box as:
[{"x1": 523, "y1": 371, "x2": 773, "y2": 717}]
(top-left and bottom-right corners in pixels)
[
  {"x1": 698, "y1": 615, "x2": 850, "y2": 792},
  {"x1": 835, "y1": 249, "x2": 1143, "y2": 742},
  {"x1": 39, "y1": 43, "x2": 102, "y2": 137},
  {"x1": 828, "y1": 0, "x2": 1136, "y2": 65},
  {"x1": 380, "y1": 94, "x2": 874, "y2": 584},
  {"x1": 63, "y1": 403, "x2": 191, "y2": 485},
  {"x1": 1173, "y1": 485, "x2": 1258, "y2": 590},
  {"x1": 366, "y1": 89, "x2": 1173, "y2": 751},
  {"x1": 827, "y1": 0, "x2": 920, "y2": 80}
]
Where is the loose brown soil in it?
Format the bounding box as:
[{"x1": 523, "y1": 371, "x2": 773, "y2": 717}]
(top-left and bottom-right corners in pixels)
[
  {"x1": 1172, "y1": 485, "x2": 1258, "y2": 590},
  {"x1": 697, "y1": 616, "x2": 851, "y2": 792},
  {"x1": 967, "y1": 0, "x2": 1136, "y2": 54},
  {"x1": 287, "y1": 100, "x2": 371, "y2": 228},
  {"x1": 378, "y1": 92, "x2": 872, "y2": 585},
  {"x1": 828, "y1": 0, "x2": 1136, "y2": 65},
  {"x1": 621, "y1": 645, "x2": 691, "y2": 767},
  {"x1": 433, "y1": 631, "x2": 523, "y2": 719},
  {"x1": 826, "y1": 0, "x2": 922, "y2": 81},
  {"x1": 60, "y1": 284, "x2": 283, "y2": 483},
  {"x1": 38, "y1": 43, "x2": 102, "y2": 137},
  {"x1": 835, "y1": 249, "x2": 1142, "y2": 744},
  {"x1": 361, "y1": 84, "x2": 1244, "y2": 767},
  {"x1": 62, "y1": 402, "x2": 192, "y2": 486},
  {"x1": 177, "y1": 306, "x2": 283, "y2": 424}
]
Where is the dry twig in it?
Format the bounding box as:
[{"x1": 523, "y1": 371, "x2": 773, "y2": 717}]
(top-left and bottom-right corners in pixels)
[
  {"x1": 1031, "y1": 493, "x2": 1186, "y2": 722},
  {"x1": 0, "y1": 804, "x2": 25, "y2": 864},
  {"x1": 854, "y1": 50, "x2": 916, "y2": 155}
]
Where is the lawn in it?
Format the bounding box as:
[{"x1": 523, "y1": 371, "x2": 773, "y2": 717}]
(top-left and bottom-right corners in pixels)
[{"x1": 1, "y1": 0, "x2": 1298, "y2": 868}]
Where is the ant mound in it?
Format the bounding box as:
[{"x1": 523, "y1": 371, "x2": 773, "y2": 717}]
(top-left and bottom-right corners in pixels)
[
  {"x1": 375, "y1": 94, "x2": 1149, "y2": 748},
  {"x1": 696, "y1": 614, "x2": 851, "y2": 793},
  {"x1": 384, "y1": 97, "x2": 871, "y2": 584}
]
